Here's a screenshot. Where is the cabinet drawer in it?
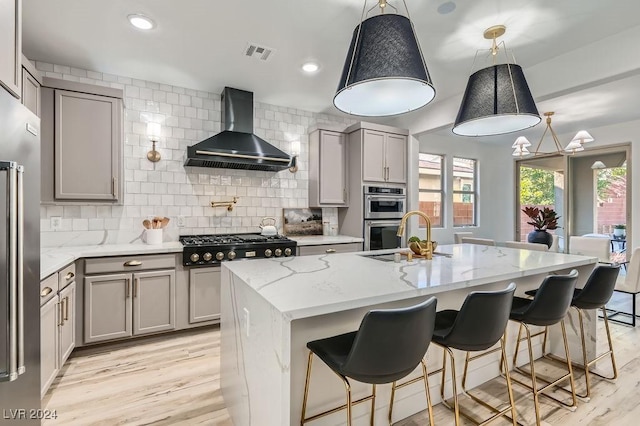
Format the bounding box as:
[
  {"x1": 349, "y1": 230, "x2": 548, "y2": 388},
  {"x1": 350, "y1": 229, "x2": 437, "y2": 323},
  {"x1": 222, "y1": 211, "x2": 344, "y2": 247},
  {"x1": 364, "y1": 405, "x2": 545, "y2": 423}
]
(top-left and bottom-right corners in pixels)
[
  {"x1": 40, "y1": 273, "x2": 59, "y2": 306},
  {"x1": 58, "y1": 262, "x2": 76, "y2": 289},
  {"x1": 85, "y1": 254, "x2": 176, "y2": 274},
  {"x1": 297, "y1": 243, "x2": 362, "y2": 256}
]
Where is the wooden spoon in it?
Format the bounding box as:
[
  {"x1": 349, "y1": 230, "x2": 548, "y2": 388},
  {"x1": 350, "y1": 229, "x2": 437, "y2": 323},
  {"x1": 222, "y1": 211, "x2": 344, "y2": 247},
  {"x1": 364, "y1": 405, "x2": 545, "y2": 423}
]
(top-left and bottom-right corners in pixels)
[
  {"x1": 161, "y1": 217, "x2": 170, "y2": 228},
  {"x1": 143, "y1": 219, "x2": 151, "y2": 229}
]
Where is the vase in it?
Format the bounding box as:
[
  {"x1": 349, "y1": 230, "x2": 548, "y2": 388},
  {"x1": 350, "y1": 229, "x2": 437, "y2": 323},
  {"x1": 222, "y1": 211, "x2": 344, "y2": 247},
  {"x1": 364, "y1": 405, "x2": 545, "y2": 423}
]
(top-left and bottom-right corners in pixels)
[{"x1": 527, "y1": 230, "x2": 553, "y2": 248}]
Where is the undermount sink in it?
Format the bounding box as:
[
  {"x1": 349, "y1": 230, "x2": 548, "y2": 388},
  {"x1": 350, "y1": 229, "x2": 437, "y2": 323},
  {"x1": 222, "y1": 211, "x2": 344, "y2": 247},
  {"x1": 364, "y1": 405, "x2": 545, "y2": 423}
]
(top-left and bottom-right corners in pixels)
[{"x1": 360, "y1": 251, "x2": 452, "y2": 262}]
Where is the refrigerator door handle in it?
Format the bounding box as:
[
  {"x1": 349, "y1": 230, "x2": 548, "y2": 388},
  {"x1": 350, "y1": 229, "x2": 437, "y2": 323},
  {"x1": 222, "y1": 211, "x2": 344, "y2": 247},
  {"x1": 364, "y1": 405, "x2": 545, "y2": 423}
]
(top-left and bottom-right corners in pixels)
[
  {"x1": 0, "y1": 161, "x2": 22, "y2": 382},
  {"x1": 17, "y1": 165, "x2": 25, "y2": 376}
]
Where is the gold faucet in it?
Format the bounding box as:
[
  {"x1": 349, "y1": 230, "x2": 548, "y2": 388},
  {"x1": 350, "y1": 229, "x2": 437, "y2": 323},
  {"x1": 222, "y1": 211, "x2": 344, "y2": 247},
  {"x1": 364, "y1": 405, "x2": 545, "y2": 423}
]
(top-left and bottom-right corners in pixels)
[{"x1": 397, "y1": 210, "x2": 433, "y2": 260}]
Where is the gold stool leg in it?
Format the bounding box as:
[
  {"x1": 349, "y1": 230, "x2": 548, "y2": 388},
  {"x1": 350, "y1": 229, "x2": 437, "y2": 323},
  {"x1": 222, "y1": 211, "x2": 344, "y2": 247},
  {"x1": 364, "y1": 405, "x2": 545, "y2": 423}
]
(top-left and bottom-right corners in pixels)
[
  {"x1": 602, "y1": 306, "x2": 619, "y2": 381},
  {"x1": 560, "y1": 319, "x2": 578, "y2": 409},
  {"x1": 501, "y1": 338, "x2": 518, "y2": 426},
  {"x1": 523, "y1": 323, "x2": 542, "y2": 426},
  {"x1": 343, "y1": 377, "x2": 353, "y2": 426},
  {"x1": 388, "y1": 381, "x2": 396, "y2": 424},
  {"x1": 301, "y1": 351, "x2": 314, "y2": 425},
  {"x1": 370, "y1": 384, "x2": 376, "y2": 426},
  {"x1": 421, "y1": 360, "x2": 435, "y2": 426},
  {"x1": 439, "y1": 347, "x2": 461, "y2": 426}
]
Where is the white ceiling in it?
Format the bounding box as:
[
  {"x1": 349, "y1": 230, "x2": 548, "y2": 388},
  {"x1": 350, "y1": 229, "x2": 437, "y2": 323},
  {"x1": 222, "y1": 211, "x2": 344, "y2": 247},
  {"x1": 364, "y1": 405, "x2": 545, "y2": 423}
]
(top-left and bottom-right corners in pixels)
[{"x1": 22, "y1": 0, "x2": 640, "y2": 141}]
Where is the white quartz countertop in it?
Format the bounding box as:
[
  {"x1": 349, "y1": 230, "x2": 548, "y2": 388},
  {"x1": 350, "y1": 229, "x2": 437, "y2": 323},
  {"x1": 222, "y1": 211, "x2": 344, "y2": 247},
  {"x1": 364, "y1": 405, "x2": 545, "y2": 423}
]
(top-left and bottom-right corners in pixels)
[
  {"x1": 288, "y1": 235, "x2": 364, "y2": 246},
  {"x1": 40, "y1": 242, "x2": 183, "y2": 279},
  {"x1": 223, "y1": 244, "x2": 597, "y2": 320}
]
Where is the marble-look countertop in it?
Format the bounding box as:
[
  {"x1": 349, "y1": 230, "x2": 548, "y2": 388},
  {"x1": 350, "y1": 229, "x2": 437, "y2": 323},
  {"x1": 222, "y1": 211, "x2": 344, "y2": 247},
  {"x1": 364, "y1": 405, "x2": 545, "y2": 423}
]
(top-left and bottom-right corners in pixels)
[
  {"x1": 288, "y1": 235, "x2": 364, "y2": 246},
  {"x1": 40, "y1": 242, "x2": 183, "y2": 279},
  {"x1": 223, "y1": 244, "x2": 597, "y2": 320}
]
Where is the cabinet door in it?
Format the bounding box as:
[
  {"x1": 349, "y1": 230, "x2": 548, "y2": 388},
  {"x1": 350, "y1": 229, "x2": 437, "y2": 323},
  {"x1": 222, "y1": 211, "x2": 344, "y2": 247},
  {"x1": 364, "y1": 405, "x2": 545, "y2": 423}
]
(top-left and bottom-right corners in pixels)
[
  {"x1": 21, "y1": 68, "x2": 40, "y2": 116},
  {"x1": 189, "y1": 267, "x2": 221, "y2": 323},
  {"x1": 320, "y1": 131, "x2": 347, "y2": 205},
  {"x1": 385, "y1": 134, "x2": 407, "y2": 184},
  {"x1": 84, "y1": 273, "x2": 132, "y2": 344},
  {"x1": 133, "y1": 270, "x2": 176, "y2": 335},
  {"x1": 0, "y1": 0, "x2": 21, "y2": 98},
  {"x1": 362, "y1": 129, "x2": 386, "y2": 182},
  {"x1": 54, "y1": 89, "x2": 120, "y2": 201},
  {"x1": 58, "y1": 281, "x2": 76, "y2": 366},
  {"x1": 40, "y1": 295, "x2": 59, "y2": 397}
]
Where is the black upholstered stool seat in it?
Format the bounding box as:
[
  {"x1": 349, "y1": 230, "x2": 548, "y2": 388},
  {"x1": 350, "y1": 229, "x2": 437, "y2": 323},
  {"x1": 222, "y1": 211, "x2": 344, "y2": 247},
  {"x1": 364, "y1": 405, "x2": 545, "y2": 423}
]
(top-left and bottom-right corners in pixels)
[
  {"x1": 428, "y1": 283, "x2": 518, "y2": 426},
  {"x1": 508, "y1": 270, "x2": 579, "y2": 425},
  {"x1": 301, "y1": 297, "x2": 438, "y2": 426}
]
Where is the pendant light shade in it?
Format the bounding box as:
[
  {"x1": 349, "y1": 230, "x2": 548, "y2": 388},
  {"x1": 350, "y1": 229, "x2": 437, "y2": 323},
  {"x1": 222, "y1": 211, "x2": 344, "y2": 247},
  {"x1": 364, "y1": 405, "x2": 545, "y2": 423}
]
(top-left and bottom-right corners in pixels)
[
  {"x1": 453, "y1": 63, "x2": 540, "y2": 136},
  {"x1": 334, "y1": 12, "x2": 435, "y2": 117}
]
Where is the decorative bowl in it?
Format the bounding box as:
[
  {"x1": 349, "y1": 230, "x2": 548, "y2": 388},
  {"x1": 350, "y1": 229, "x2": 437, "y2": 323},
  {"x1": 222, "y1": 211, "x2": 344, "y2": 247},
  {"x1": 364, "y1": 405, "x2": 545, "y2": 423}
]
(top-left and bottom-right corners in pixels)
[{"x1": 408, "y1": 240, "x2": 437, "y2": 256}]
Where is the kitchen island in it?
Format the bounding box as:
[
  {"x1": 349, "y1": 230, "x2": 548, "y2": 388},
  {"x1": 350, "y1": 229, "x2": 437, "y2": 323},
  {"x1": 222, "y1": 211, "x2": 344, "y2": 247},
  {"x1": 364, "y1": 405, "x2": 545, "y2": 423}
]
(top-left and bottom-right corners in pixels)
[{"x1": 220, "y1": 245, "x2": 597, "y2": 426}]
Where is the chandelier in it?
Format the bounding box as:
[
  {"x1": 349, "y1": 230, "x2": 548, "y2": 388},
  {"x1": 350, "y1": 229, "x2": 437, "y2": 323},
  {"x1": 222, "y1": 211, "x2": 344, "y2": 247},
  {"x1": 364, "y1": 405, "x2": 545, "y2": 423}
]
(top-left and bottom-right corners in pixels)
[{"x1": 512, "y1": 112, "x2": 594, "y2": 157}]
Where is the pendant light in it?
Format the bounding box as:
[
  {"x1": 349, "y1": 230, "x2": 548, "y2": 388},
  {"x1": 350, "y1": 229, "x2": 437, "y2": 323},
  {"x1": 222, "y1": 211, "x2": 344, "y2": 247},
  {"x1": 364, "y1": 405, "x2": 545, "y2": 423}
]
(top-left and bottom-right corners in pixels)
[
  {"x1": 512, "y1": 112, "x2": 595, "y2": 157},
  {"x1": 453, "y1": 25, "x2": 540, "y2": 136},
  {"x1": 334, "y1": 0, "x2": 435, "y2": 117}
]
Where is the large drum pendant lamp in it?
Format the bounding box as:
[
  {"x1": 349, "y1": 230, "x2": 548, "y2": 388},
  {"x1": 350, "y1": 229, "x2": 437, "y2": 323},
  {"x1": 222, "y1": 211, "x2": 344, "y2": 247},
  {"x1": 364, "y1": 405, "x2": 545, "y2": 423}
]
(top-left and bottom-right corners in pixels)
[
  {"x1": 334, "y1": 1, "x2": 435, "y2": 117},
  {"x1": 452, "y1": 25, "x2": 540, "y2": 136}
]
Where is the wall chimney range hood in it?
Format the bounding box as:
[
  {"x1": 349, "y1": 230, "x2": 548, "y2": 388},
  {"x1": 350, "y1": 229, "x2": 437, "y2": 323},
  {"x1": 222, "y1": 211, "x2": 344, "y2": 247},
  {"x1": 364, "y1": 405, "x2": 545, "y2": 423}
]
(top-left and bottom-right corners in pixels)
[{"x1": 184, "y1": 87, "x2": 293, "y2": 171}]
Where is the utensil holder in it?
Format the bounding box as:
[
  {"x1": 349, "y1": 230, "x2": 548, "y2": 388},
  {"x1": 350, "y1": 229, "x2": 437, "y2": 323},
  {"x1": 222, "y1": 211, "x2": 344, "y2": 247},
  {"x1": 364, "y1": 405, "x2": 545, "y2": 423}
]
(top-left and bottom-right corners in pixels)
[{"x1": 146, "y1": 228, "x2": 163, "y2": 245}]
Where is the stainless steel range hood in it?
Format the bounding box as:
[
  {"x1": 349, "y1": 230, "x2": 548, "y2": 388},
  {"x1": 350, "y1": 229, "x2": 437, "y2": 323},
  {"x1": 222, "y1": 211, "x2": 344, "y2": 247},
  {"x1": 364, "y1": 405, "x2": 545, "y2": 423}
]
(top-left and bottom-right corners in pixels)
[{"x1": 184, "y1": 87, "x2": 293, "y2": 171}]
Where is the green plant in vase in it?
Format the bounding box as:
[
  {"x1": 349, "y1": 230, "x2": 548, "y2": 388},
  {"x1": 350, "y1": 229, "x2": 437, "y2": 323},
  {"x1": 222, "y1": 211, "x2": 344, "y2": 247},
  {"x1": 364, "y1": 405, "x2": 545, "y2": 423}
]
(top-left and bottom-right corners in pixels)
[{"x1": 522, "y1": 206, "x2": 560, "y2": 248}]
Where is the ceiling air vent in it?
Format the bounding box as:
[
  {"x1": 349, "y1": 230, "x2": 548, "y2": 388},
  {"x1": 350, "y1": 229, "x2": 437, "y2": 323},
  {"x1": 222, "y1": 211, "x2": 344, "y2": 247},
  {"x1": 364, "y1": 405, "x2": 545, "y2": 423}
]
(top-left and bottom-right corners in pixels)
[{"x1": 244, "y1": 42, "x2": 275, "y2": 61}]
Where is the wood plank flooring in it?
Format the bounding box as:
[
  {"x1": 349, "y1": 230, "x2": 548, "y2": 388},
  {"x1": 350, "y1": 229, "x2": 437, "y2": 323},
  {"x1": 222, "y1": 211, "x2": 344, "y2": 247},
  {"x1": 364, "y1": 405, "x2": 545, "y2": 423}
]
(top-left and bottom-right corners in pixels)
[{"x1": 43, "y1": 320, "x2": 640, "y2": 425}]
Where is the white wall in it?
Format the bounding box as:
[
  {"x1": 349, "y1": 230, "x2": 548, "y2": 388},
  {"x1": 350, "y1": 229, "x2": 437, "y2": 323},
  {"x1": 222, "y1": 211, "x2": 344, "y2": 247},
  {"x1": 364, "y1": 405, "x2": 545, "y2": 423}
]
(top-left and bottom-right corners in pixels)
[
  {"x1": 36, "y1": 62, "x2": 355, "y2": 247},
  {"x1": 407, "y1": 133, "x2": 515, "y2": 245}
]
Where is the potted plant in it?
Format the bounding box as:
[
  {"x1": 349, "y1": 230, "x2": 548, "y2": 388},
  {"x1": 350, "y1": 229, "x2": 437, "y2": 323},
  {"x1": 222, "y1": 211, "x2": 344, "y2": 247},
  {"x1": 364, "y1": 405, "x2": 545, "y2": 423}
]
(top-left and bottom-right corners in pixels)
[
  {"x1": 522, "y1": 206, "x2": 560, "y2": 248},
  {"x1": 613, "y1": 224, "x2": 626, "y2": 239}
]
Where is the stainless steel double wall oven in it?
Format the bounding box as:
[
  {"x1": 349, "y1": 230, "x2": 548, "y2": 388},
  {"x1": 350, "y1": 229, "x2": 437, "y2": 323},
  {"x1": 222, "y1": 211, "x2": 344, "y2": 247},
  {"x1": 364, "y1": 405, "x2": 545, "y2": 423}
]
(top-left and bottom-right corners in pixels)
[{"x1": 363, "y1": 185, "x2": 406, "y2": 251}]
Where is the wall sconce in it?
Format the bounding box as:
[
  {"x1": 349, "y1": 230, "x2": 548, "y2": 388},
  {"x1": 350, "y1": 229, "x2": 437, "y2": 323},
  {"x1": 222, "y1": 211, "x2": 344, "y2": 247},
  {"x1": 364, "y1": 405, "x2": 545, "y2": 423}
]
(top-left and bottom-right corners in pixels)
[
  {"x1": 147, "y1": 122, "x2": 161, "y2": 162},
  {"x1": 289, "y1": 140, "x2": 300, "y2": 173}
]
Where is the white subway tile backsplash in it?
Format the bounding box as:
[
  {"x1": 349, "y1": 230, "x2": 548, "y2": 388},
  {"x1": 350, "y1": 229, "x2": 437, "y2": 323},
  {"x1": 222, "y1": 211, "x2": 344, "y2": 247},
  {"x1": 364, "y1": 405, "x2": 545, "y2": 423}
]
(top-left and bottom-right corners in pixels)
[{"x1": 36, "y1": 61, "x2": 355, "y2": 246}]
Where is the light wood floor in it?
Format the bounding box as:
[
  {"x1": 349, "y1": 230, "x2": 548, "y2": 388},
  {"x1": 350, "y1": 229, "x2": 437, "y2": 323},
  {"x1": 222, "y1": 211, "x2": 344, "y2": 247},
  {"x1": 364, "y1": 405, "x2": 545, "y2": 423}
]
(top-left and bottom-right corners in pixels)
[{"x1": 44, "y1": 319, "x2": 640, "y2": 425}]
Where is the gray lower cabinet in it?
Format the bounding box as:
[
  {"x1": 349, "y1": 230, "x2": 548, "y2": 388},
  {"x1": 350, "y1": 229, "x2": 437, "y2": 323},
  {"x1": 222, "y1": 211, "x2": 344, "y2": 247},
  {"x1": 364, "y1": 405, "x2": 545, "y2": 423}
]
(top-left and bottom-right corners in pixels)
[
  {"x1": 84, "y1": 270, "x2": 176, "y2": 344},
  {"x1": 40, "y1": 295, "x2": 59, "y2": 398},
  {"x1": 133, "y1": 270, "x2": 176, "y2": 335},
  {"x1": 58, "y1": 281, "x2": 76, "y2": 366},
  {"x1": 189, "y1": 267, "x2": 221, "y2": 323}
]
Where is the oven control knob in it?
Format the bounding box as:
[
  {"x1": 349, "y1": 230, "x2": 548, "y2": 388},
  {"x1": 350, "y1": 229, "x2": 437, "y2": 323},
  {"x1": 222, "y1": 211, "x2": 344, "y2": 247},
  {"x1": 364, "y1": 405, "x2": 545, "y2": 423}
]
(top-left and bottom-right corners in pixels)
[
  {"x1": 275, "y1": 248, "x2": 282, "y2": 257},
  {"x1": 203, "y1": 252, "x2": 212, "y2": 262},
  {"x1": 216, "y1": 252, "x2": 225, "y2": 261},
  {"x1": 284, "y1": 248, "x2": 292, "y2": 256},
  {"x1": 190, "y1": 253, "x2": 200, "y2": 263},
  {"x1": 264, "y1": 249, "x2": 272, "y2": 257},
  {"x1": 228, "y1": 251, "x2": 237, "y2": 260}
]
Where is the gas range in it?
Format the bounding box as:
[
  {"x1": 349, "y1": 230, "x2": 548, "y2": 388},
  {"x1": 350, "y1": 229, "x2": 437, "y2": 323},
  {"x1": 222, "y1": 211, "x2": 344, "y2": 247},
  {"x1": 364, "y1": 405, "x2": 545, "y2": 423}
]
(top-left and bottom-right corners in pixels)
[{"x1": 179, "y1": 233, "x2": 297, "y2": 266}]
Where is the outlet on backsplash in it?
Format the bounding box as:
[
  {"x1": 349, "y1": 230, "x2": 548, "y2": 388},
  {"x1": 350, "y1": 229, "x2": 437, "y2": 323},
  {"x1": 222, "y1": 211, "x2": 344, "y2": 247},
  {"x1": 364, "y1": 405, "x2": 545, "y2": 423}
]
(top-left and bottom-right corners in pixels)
[
  {"x1": 177, "y1": 216, "x2": 186, "y2": 227},
  {"x1": 51, "y1": 216, "x2": 62, "y2": 231}
]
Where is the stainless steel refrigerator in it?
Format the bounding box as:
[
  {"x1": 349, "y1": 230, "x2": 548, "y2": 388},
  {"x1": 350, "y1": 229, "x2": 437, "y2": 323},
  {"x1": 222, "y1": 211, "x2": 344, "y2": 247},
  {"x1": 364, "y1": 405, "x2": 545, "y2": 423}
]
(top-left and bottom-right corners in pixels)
[{"x1": 0, "y1": 88, "x2": 41, "y2": 425}]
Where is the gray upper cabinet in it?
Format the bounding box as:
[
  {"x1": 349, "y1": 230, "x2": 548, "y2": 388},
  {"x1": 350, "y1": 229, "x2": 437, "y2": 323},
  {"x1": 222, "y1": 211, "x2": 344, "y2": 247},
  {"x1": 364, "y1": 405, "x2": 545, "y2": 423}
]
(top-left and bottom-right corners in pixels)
[
  {"x1": 0, "y1": 0, "x2": 21, "y2": 98},
  {"x1": 21, "y1": 56, "x2": 41, "y2": 117},
  {"x1": 362, "y1": 129, "x2": 407, "y2": 184},
  {"x1": 41, "y1": 78, "x2": 123, "y2": 203},
  {"x1": 54, "y1": 90, "x2": 120, "y2": 200},
  {"x1": 309, "y1": 129, "x2": 348, "y2": 207},
  {"x1": 132, "y1": 270, "x2": 176, "y2": 335}
]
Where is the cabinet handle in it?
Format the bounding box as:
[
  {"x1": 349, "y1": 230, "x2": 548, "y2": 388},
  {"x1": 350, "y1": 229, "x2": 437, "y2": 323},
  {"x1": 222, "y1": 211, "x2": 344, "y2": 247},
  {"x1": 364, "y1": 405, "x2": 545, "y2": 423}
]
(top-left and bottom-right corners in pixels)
[
  {"x1": 343, "y1": 188, "x2": 347, "y2": 202},
  {"x1": 112, "y1": 177, "x2": 117, "y2": 198},
  {"x1": 134, "y1": 278, "x2": 139, "y2": 298},
  {"x1": 64, "y1": 272, "x2": 75, "y2": 281},
  {"x1": 126, "y1": 279, "x2": 131, "y2": 298},
  {"x1": 326, "y1": 248, "x2": 336, "y2": 253},
  {"x1": 123, "y1": 260, "x2": 142, "y2": 267},
  {"x1": 40, "y1": 287, "x2": 53, "y2": 297},
  {"x1": 58, "y1": 301, "x2": 64, "y2": 327},
  {"x1": 64, "y1": 296, "x2": 69, "y2": 321}
]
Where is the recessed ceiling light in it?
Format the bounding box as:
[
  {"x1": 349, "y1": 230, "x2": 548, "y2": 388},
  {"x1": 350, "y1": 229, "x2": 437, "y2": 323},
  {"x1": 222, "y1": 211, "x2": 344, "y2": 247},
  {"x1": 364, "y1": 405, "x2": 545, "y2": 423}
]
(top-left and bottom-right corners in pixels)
[
  {"x1": 128, "y1": 14, "x2": 155, "y2": 30},
  {"x1": 437, "y1": 1, "x2": 456, "y2": 15},
  {"x1": 301, "y1": 62, "x2": 320, "y2": 73}
]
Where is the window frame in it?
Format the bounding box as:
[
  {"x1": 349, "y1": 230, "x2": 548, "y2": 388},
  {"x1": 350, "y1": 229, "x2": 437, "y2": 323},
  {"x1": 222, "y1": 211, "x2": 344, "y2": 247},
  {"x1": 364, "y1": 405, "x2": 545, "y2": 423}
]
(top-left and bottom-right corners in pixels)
[
  {"x1": 418, "y1": 152, "x2": 445, "y2": 229},
  {"x1": 452, "y1": 157, "x2": 478, "y2": 227}
]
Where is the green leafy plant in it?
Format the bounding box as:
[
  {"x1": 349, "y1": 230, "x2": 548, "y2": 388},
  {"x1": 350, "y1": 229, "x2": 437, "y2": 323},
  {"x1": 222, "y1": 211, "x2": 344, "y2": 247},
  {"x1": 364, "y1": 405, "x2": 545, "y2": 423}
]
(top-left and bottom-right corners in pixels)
[
  {"x1": 408, "y1": 236, "x2": 421, "y2": 243},
  {"x1": 522, "y1": 207, "x2": 560, "y2": 231},
  {"x1": 614, "y1": 224, "x2": 626, "y2": 230}
]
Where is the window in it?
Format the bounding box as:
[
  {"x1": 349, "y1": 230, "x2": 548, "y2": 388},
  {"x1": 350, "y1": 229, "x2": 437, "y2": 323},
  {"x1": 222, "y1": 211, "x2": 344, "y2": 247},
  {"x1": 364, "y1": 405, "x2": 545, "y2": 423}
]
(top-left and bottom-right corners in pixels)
[
  {"x1": 453, "y1": 157, "x2": 477, "y2": 227},
  {"x1": 418, "y1": 153, "x2": 443, "y2": 227}
]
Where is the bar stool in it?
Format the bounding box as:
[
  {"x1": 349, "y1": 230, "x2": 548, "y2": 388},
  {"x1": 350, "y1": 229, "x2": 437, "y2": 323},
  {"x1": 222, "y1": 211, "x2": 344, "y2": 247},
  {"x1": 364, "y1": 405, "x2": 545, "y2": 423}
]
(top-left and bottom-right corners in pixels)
[
  {"x1": 509, "y1": 270, "x2": 579, "y2": 425},
  {"x1": 428, "y1": 283, "x2": 517, "y2": 426},
  {"x1": 525, "y1": 264, "x2": 620, "y2": 399},
  {"x1": 300, "y1": 297, "x2": 437, "y2": 426}
]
